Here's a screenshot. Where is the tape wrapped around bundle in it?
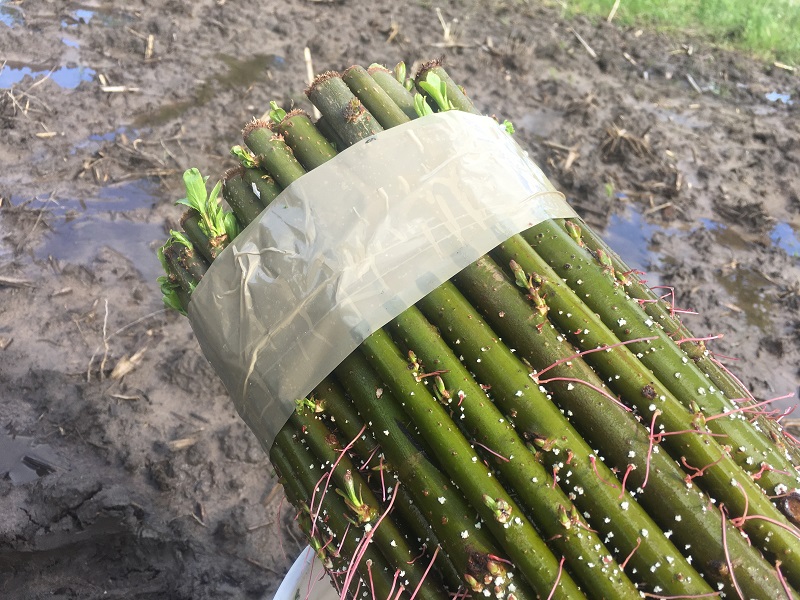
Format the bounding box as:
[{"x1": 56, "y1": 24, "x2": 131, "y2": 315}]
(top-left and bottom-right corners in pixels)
[{"x1": 188, "y1": 111, "x2": 576, "y2": 451}]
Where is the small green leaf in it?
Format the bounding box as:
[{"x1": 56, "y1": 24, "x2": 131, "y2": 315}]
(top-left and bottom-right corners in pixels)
[
  {"x1": 182, "y1": 168, "x2": 208, "y2": 214},
  {"x1": 419, "y1": 71, "x2": 454, "y2": 112},
  {"x1": 503, "y1": 119, "x2": 515, "y2": 135},
  {"x1": 393, "y1": 61, "x2": 406, "y2": 85},
  {"x1": 414, "y1": 93, "x2": 434, "y2": 118},
  {"x1": 268, "y1": 101, "x2": 287, "y2": 125},
  {"x1": 157, "y1": 275, "x2": 186, "y2": 315},
  {"x1": 230, "y1": 145, "x2": 258, "y2": 169},
  {"x1": 207, "y1": 179, "x2": 223, "y2": 208},
  {"x1": 168, "y1": 230, "x2": 193, "y2": 249},
  {"x1": 223, "y1": 212, "x2": 240, "y2": 240},
  {"x1": 157, "y1": 247, "x2": 169, "y2": 272}
]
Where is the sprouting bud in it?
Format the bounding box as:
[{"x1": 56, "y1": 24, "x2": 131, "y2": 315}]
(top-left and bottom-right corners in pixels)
[
  {"x1": 413, "y1": 93, "x2": 434, "y2": 118},
  {"x1": 295, "y1": 395, "x2": 324, "y2": 413},
  {"x1": 483, "y1": 495, "x2": 513, "y2": 523},
  {"x1": 336, "y1": 470, "x2": 377, "y2": 524},
  {"x1": 464, "y1": 573, "x2": 484, "y2": 593},
  {"x1": 558, "y1": 504, "x2": 571, "y2": 529},
  {"x1": 529, "y1": 286, "x2": 549, "y2": 317},
  {"x1": 268, "y1": 100, "x2": 287, "y2": 124},
  {"x1": 680, "y1": 339, "x2": 706, "y2": 360},
  {"x1": 393, "y1": 62, "x2": 406, "y2": 85},
  {"x1": 418, "y1": 71, "x2": 453, "y2": 112},
  {"x1": 565, "y1": 220, "x2": 584, "y2": 247},
  {"x1": 408, "y1": 350, "x2": 420, "y2": 372},
  {"x1": 527, "y1": 433, "x2": 555, "y2": 452},
  {"x1": 486, "y1": 560, "x2": 507, "y2": 578},
  {"x1": 596, "y1": 248, "x2": 616, "y2": 280},
  {"x1": 434, "y1": 375, "x2": 451, "y2": 403},
  {"x1": 343, "y1": 97, "x2": 366, "y2": 123},
  {"x1": 230, "y1": 144, "x2": 258, "y2": 169},
  {"x1": 304, "y1": 519, "x2": 335, "y2": 570},
  {"x1": 509, "y1": 260, "x2": 528, "y2": 290}
]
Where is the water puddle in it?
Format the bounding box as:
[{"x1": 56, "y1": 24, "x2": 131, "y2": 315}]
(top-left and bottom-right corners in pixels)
[
  {"x1": 0, "y1": 1, "x2": 24, "y2": 27},
  {"x1": 699, "y1": 218, "x2": 800, "y2": 259},
  {"x1": 599, "y1": 204, "x2": 666, "y2": 284},
  {"x1": 34, "y1": 179, "x2": 165, "y2": 283},
  {"x1": 714, "y1": 266, "x2": 776, "y2": 330},
  {"x1": 134, "y1": 53, "x2": 285, "y2": 127},
  {"x1": 63, "y1": 3, "x2": 136, "y2": 28},
  {"x1": 598, "y1": 207, "x2": 790, "y2": 331},
  {"x1": 0, "y1": 433, "x2": 59, "y2": 485},
  {"x1": 765, "y1": 91, "x2": 794, "y2": 106},
  {"x1": 70, "y1": 126, "x2": 131, "y2": 156},
  {"x1": 66, "y1": 8, "x2": 94, "y2": 25},
  {"x1": 771, "y1": 221, "x2": 800, "y2": 257},
  {"x1": 0, "y1": 63, "x2": 96, "y2": 90}
]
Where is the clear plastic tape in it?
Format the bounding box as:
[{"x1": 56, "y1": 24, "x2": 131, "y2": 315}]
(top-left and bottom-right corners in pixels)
[{"x1": 188, "y1": 111, "x2": 577, "y2": 451}]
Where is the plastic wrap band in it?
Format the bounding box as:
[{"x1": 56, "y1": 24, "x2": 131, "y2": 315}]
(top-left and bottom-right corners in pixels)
[{"x1": 188, "y1": 111, "x2": 577, "y2": 451}]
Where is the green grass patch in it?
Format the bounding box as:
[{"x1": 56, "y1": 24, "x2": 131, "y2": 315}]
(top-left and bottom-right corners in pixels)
[{"x1": 561, "y1": 0, "x2": 800, "y2": 65}]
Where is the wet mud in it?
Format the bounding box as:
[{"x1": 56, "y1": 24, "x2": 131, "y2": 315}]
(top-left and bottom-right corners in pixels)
[{"x1": 1, "y1": 1, "x2": 798, "y2": 597}]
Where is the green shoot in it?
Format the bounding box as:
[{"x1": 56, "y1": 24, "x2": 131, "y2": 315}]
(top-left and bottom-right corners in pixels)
[
  {"x1": 222, "y1": 211, "x2": 241, "y2": 240},
  {"x1": 565, "y1": 220, "x2": 585, "y2": 247},
  {"x1": 230, "y1": 145, "x2": 258, "y2": 169},
  {"x1": 393, "y1": 62, "x2": 406, "y2": 84},
  {"x1": 413, "y1": 93, "x2": 434, "y2": 118},
  {"x1": 157, "y1": 275, "x2": 185, "y2": 314},
  {"x1": 157, "y1": 231, "x2": 195, "y2": 314},
  {"x1": 268, "y1": 101, "x2": 287, "y2": 125},
  {"x1": 335, "y1": 470, "x2": 377, "y2": 524},
  {"x1": 170, "y1": 229, "x2": 193, "y2": 249},
  {"x1": 502, "y1": 119, "x2": 515, "y2": 135},
  {"x1": 176, "y1": 168, "x2": 239, "y2": 241},
  {"x1": 418, "y1": 71, "x2": 454, "y2": 112}
]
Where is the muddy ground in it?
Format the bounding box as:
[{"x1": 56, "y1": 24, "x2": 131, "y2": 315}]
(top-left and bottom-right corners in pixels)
[{"x1": 1, "y1": 0, "x2": 799, "y2": 598}]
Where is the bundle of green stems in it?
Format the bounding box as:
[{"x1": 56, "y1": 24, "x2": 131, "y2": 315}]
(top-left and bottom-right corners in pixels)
[{"x1": 158, "y1": 59, "x2": 800, "y2": 599}]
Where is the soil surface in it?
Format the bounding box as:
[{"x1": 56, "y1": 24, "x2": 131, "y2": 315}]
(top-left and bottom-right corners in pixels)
[{"x1": 1, "y1": 1, "x2": 799, "y2": 598}]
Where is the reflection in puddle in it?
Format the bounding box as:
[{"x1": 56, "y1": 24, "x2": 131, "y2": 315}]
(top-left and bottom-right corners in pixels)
[
  {"x1": 0, "y1": 433, "x2": 58, "y2": 486},
  {"x1": 73, "y1": 8, "x2": 94, "y2": 23},
  {"x1": 34, "y1": 179, "x2": 165, "y2": 283},
  {"x1": 134, "y1": 53, "x2": 286, "y2": 127},
  {"x1": 70, "y1": 126, "x2": 131, "y2": 156},
  {"x1": 771, "y1": 222, "x2": 800, "y2": 257},
  {"x1": 765, "y1": 91, "x2": 793, "y2": 105},
  {"x1": 599, "y1": 207, "x2": 790, "y2": 331},
  {"x1": 64, "y1": 3, "x2": 135, "y2": 27},
  {"x1": 0, "y1": 2, "x2": 24, "y2": 27},
  {"x1": 599, "y1": 205, "x2": 664, "y2": 285},
  {"x1": 715, "y1": 266, "x2": 775, "y2": 331},
  {"x1": 0, "y1": 65, "x2": 96, "y2": 89}
]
